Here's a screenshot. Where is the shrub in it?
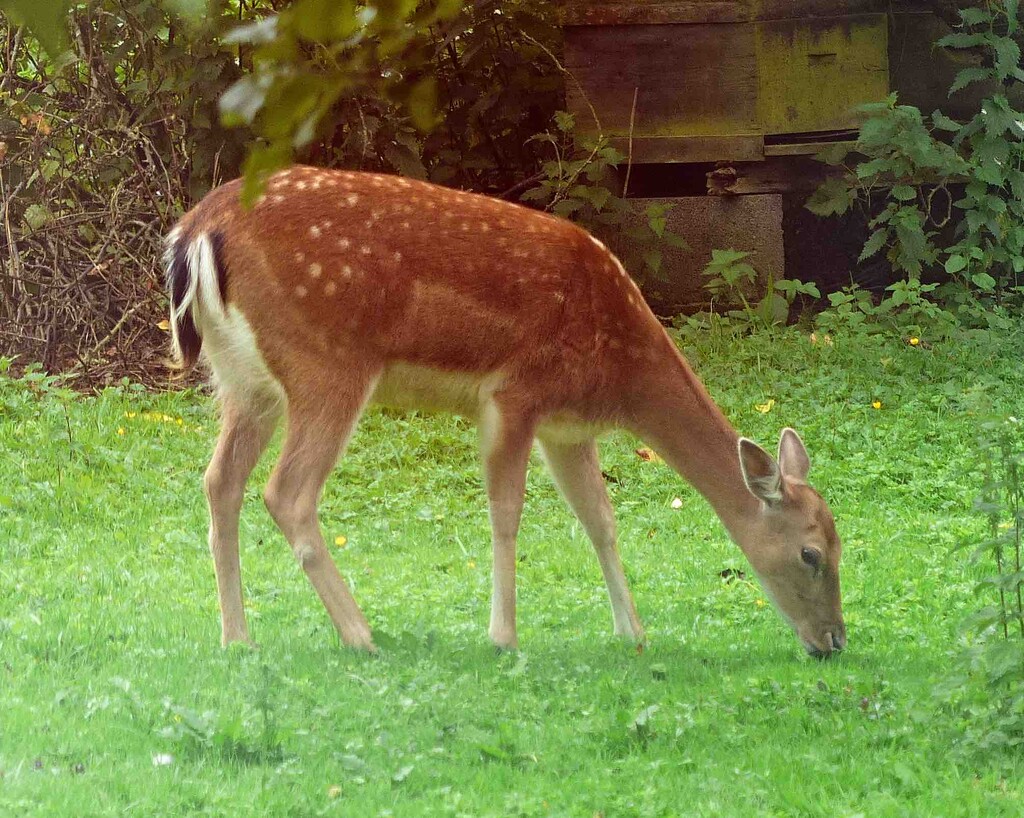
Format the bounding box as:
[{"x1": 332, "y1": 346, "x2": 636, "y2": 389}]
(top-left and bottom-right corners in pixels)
[
  {"x1": 938, "y1": 416, "x2": 1024, "y2": 756},
  {"x1": 808, "y1": 1, "x2": 1024, "y2": 335}
]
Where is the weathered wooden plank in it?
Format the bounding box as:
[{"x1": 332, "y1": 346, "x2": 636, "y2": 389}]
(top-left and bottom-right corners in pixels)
[
  {"x1": 609, "y1": 135, "x2": 765, "y2": 164},
  {"x1": 889, "y1": 11, "x2": 995, "y2": 119},
  {"x1": 763, "y1": 141, "x2": 849, "y2": 156},
  {"x1": 756, "y1": 15, "x2": 889, "y2": 134},
  {"x1": 707, "y1": 154, "x2": 848, "y2": 194},
  {"x1": 564, "y1": 24, "x2": 758, "y2": 139},
  {"x1": 560, "y1": 1, "x2": 753, "y2": 26},
  {"x1": 559, "y1": 0, "x2": 929, "y2": 26}
]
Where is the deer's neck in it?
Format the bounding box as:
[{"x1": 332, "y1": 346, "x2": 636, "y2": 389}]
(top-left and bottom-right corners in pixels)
[{"x1": 628, "y1": 352, "x2": 760, "y2": 542}]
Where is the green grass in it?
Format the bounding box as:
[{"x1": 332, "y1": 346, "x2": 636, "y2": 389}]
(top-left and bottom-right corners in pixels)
[{"x1": 2, "y1": 326, "x2": 1024, "y2": 817}]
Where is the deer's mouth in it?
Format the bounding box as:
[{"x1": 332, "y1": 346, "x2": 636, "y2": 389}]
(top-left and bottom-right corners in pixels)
[
  {"x1": 798, "y1": 622, "x2": 847, "y2": 663},
  {"x1": 802, "y1": 627, "x2": 846, "y2": 658}
]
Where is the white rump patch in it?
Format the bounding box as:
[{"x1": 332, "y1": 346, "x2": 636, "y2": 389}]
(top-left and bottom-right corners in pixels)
[
  {"x1": 175, "y1": 232, "x2": 286, "y2": 412},
  {"x1": 198, "y1": 302, "x2": 286, "y2": 413}
]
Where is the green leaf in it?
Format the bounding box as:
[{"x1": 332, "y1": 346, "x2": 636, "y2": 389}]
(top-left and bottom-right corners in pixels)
[
  {"x1": 554, "y1": 111, "x2": 575, "y2": 133},
  {"x1": 931, "y1": 111, "x2": 961, "y2": 132},
  {"x1": 959, "y1": 7, "x2": 994, "y2": 26},
  {"x1": 950, "y1": 67, "x2": 993, "y2": 95},
  {"x1": 406, "y1": 76, "x2": 439, "y2": 133},
  {"x1": 815, "y1": 143, "x2": 850, "y2": 165},
  {"x1": 891, "y1": 184, "x2": 917, "y2": 202},
  {"x1": 663, "y1": 232, "x2": 690, "y2": 251},
  {"x1": 945, "y1": 254, "x2": 968, "y2": 274},
  {"x1": 643, "y1": 248, "x2": 663, "y2": 275},
  {"x1": 0, "y1": 0, "x2": 70, "y2": 55},
  {"x1": 383, "y1": 141, "x2": 427, "y2": 180},
  {"x1": 859, "y1": 229, "x2": 887, "y2": 262},
  {"x1": 220, "y1": 76, "x2": 270, "y2": 126},
  {"x1": 937, "y1": 32, "x2": 990, "y2": 50},
  {"x1": 552, "y1": 198, "x2": 584, "y2": 217},
  {"x1": 972, "y1": 272, "x2": 997, "y2": 291},
  {"x1": 163, "y1": 0, "x2": 209, "y2": 24},
  {"x1": 588, "y1": 185, "x2": 612, "y2": 211},
  {"x1": 239, "y1": 143, "x2": 291, "y2": 207},
  {"x1": 23, "y1": 203, "x2": 54, "y2": 230},
  {"x1": 707, "y1": 249, "x2": 752, "y2": 267},
  {"x1": 855, "y1": 157, "x2": 890, "y2": 179},
  {"x1": 294, "y1": 0, "x2": 358, "y2": 42},
  {"x1": 806, "y1": 178, "x2": 855, "y2": 217},
  {"x1": 992, "y1": 37, "x2": 1022, "y2": 82}
]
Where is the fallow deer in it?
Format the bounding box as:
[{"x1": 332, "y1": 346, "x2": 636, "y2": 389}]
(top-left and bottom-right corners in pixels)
[{"x1": 166, "y1": 165, "x2": 845, "y2": 657}]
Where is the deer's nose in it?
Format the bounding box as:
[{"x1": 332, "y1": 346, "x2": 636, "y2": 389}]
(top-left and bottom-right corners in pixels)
[
  {"x1": 804, "y1": 626, "x2": 845, "y2": 659},
  {"x1": 831, "y1": 621, "x2": 847, "y2": 651}
]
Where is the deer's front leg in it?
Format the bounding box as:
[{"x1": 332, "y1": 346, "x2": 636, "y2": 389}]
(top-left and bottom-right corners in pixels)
[
  {"x1": 538, "y1": 437, "x2": 644, "y2": 643},
  {"x1": 480, "y1": 404, "x2": 536, "y2": 650}
]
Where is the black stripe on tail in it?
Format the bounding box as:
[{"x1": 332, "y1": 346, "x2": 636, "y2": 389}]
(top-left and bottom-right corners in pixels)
[
  {"x1": 166, "y1": 229, "x2": 231, "y2": 372},
  {"x1": 210, "y1": 230, "x2": 229, "y2": 306},
  {"x1": 166, "y1": 232, "x2": 202, "y2": 371}
]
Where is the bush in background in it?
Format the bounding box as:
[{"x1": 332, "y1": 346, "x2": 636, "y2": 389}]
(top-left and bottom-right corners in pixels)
[
  {"x1": 0, "y1": 0, "x2": 562, "y2": 382},
  {"x1": 808, "y1": 1, "x2": 1024, "y2": 338}
]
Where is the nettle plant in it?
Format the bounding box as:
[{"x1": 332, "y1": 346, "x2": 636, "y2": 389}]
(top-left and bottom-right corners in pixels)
[
  {"x1": 938, "y1": 417, "x2": 1024, "y2": 756},
  {"x1": 521, "y1": 111, "x2": 688, "y2": 286},
  {"x1": 678, "y1": 249, "x2": 820, "y2": 333},
  {"x1": 808, "y1": 0, "x2": 1024, "y2": 333}
]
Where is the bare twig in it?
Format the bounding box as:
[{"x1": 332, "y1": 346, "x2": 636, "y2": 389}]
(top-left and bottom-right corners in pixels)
[
  {"x1": 521, "y1": 31, "x2": 602, "y2": 137},
  {"x1": 498, "y1": 171, "x2": 546, "y2": 200},
  {"x1": 622, "y1": 87, "x2": 639, "y2": 197}
]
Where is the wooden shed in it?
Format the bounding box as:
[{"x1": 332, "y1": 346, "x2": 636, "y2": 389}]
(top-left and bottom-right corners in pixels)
[{"x1": 559, "y1": 1, "x2": 969, "y2": 309}]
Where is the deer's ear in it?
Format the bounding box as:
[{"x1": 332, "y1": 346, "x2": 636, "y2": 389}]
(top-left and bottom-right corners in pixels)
[
  {"x1": 778, "y1": 428, "x2": 810, "y2": 482},
  {"x1": 739, "y1": 438, "x2": 783, "y2": 506}
]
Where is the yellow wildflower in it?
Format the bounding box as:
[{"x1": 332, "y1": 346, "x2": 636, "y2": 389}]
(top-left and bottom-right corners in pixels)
[
  {"x1": 334, "y1": 535, "x2": 347, "y2": 548},
  {"x1": 117, "y1": 427, "x2": 126, "y2": 436},
  {"x1": 872, "y1": 400, "x2": 882, "y2": 410},
  {"x1": 909, "y1": 336, "x2": 920, "y2": 346},
  {"x1": 755, "y1": 398, "x2": 775, "y2": 414}
]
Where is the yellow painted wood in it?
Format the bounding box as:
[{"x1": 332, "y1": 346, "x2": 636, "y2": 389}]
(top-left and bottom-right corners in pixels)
[{"x1": 756, "y1": 14, "x2": 889, "y2": 134}]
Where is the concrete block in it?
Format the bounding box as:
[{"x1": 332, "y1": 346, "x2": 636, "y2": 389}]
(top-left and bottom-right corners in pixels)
[{"x1": 605, "y1": 194, "x2": 784, "y2": 314}]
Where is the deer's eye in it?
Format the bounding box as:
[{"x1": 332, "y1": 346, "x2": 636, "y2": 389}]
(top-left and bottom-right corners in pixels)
[{"x1": 800, "y1": 547, "x2": 821, "y2": 570}]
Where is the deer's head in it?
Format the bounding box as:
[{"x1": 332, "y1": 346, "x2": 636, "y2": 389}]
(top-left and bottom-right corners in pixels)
[{"x1": 737, "y1": 429, "x2": 845, "y2": 657}]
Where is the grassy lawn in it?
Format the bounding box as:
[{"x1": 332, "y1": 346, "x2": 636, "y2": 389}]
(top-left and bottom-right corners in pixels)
[{"x1": 2, "y1": 326, "x2": 1023, "y2": 817}]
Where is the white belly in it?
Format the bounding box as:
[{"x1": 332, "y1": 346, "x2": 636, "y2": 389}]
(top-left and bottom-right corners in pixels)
[{"x1": 370, "y1": 362, "x2": 503, "y2": 417}]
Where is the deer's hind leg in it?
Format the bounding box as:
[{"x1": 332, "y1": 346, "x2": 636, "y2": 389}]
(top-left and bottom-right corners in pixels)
[
  {"x1": 263, "y1": 370, "x2": 381, "y2": 650},
  {"x1": 205, "y1": 397, "x2": 281, "y2": 646}
]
